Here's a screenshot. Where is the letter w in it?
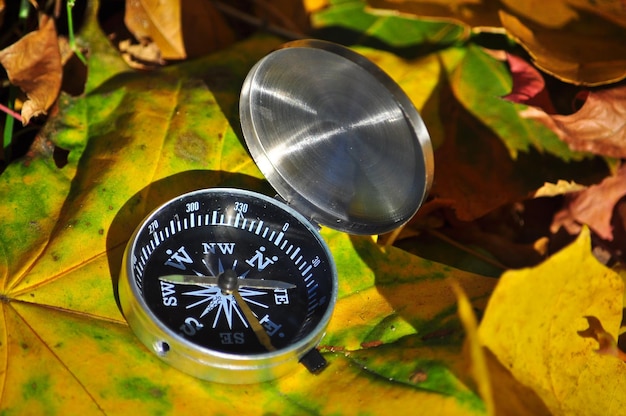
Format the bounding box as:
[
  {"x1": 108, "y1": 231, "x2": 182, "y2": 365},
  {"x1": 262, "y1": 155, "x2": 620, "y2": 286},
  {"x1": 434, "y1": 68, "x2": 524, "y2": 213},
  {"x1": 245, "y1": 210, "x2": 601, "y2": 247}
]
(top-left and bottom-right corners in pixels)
[{"x1": 164, "y1": 246, "x2": 193, "y2": 270}]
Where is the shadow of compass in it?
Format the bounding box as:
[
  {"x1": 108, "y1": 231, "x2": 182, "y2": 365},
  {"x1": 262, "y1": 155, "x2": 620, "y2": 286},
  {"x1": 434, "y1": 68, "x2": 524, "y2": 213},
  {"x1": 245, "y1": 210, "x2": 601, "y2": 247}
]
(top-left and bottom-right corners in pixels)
[
  {"x1": 346, "y1": 234, "x2": 464, "y2": 342},
  {"x1": 341, "y1": 234, "x2": 490, "y2": 394},
  {"x1": 106, "y1": 170, "x2": 272, "y2": 310}
]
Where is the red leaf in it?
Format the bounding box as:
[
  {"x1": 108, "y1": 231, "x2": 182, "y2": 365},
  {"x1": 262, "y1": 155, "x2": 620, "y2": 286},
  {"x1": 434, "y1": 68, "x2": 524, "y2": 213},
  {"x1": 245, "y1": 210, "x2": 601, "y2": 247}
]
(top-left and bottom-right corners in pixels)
[{"x1": 502, "y1": 54, "x2": 555, "y2": 113}]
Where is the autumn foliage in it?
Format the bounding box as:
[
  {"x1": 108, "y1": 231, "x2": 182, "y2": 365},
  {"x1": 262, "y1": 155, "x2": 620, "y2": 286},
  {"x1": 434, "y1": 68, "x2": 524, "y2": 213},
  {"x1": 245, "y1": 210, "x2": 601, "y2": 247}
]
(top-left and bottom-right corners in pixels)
[{"x1": 1, "y1": 0, "x2": 626, "y2": 414}]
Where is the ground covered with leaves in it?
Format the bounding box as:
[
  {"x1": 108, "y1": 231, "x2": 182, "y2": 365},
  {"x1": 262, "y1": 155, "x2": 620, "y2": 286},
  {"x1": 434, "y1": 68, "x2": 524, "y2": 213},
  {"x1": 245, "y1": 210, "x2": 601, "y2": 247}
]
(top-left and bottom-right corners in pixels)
[{"x1": 1, "y1": 0, "x2": 626, "y2": 414}]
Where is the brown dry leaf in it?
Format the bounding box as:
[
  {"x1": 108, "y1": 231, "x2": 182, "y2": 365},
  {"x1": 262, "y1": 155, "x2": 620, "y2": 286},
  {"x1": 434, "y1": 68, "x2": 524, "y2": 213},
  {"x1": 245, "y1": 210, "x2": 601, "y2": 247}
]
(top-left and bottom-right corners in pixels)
[
  {"x1": 118, "y1": 38, "x2": 165, "y2": 69},
  {"x1": 499, "y1": 10, "x2": 626, "y2": 85},
  {"x1": 0, "y1": 16, "x2": 62, "y2": 124},
  {"x1": 518, "y1": 85, "x2": 626, "y2": 158},
  {"x1": 499, "y1": 0, "x2": 577, "y2": 29},
  {"x1": 567, "y1": 0, "x2": 626, "y2": 29},
  {"x1": 552, "y1": 86, "x2": 626, "y2": 157},
  {"x1": 551, "y1": 163, "x2": 626, "y2": 241},
  {"x1": 124, "y1": 0, "x2": 235, "y2": 61}
]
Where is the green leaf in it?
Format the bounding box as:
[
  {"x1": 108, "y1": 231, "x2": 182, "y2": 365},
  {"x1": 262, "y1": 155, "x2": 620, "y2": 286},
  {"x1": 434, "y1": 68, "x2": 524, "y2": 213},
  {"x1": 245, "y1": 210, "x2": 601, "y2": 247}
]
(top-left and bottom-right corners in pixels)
[
  {"x1": 313, "y1": 0, "x2": 467, "y2": 51},
  {"x1": 444, "y1": 44, "x2": 583, "y2": 161}
]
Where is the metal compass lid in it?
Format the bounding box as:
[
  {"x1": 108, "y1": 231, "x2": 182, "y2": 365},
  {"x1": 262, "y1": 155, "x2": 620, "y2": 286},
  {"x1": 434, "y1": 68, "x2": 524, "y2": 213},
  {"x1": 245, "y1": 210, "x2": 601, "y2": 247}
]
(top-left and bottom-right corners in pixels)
[{"x1": 239, "y1": 39, "x2": 434, "y2": 235}]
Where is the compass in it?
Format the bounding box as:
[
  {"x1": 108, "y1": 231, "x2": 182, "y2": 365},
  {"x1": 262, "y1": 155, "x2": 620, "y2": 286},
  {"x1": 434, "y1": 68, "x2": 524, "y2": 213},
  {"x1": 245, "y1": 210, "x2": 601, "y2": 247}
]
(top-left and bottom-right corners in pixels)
[{"x1": 118, "y1": 39, "x2": 434, "y2": 384}]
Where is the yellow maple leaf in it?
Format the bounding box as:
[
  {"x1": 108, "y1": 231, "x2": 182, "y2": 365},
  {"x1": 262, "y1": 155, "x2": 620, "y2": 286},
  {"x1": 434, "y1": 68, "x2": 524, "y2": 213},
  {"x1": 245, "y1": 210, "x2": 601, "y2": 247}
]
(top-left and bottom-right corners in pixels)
[{"x1": 479, "y1": 227, "x2": 626, "y2": 415}]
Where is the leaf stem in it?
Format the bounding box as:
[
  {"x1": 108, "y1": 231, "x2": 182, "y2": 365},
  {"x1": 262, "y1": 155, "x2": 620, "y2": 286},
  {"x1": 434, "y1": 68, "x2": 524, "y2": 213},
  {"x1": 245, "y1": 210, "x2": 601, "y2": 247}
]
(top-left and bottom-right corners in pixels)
[
  {"x1": 3, "y1": 0, "x2": 31, "y2": 159},
  {"x1": 0, "y1": 101, "x2": 23, "y2": 124},
  {"x1": 67, "y1": 0, "x2": 87, "y2": 65}
]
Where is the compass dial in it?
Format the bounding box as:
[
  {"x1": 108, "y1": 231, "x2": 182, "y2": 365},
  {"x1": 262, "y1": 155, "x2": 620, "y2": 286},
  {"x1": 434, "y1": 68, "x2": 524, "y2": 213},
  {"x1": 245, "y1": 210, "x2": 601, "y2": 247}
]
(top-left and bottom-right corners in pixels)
[{"x1": 119, "y1": 188, "x2": 337, "y2": 382}]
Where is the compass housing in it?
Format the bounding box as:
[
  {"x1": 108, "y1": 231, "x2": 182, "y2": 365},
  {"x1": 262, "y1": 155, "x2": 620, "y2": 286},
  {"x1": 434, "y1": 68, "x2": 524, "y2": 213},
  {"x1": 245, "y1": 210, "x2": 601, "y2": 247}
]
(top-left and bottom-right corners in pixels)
[
  {"x1": 240, "y1": 39, "x2": 434, "y2": 235},
  {"x1": 119, "y1": 189, "x2": 337, "y2": 384}
]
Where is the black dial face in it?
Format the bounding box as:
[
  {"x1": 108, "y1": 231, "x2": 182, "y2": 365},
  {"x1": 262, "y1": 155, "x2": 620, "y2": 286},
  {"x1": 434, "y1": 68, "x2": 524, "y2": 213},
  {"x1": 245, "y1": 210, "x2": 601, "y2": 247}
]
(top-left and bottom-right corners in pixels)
[{"x1": 129, "y1": 189, "x2": 335, "y2": 355}]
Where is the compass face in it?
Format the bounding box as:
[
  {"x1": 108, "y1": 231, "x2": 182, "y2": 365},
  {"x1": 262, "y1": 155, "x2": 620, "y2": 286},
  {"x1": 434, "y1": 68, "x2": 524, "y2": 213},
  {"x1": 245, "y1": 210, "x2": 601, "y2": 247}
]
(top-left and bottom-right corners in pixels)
[{"x1": 124, "y1": 189, "x2": 336, "y2": 358}]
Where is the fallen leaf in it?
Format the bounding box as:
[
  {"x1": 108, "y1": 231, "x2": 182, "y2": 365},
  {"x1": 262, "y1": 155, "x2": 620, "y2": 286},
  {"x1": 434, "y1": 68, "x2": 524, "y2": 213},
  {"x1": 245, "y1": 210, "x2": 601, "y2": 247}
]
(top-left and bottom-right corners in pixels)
[
  {"x1": 313, "y1": 0, "x2": 467, "y2": 53},
  {"x1": 499, "y1": 0, "x2": 582, "y2": 29},
  {"x1": 118, "y1": 38, "x2": 165, "y2": 69},
  {"x1": 479, "y1": 227, "x2": 626, "y2": 415},
  {"x1": 428, "y1": 67, "x2": 606, "y2": 222},
  {"x1": 444, "y1": 44, "x2": 580, "y2": 160},
  {"x1": 550, "y1": 85, "x2": 626, "y2": 158},
  {"x1": 501, "y1": 53, "x2": 555, "y2": 113},
  {"x1": 124, "y1": 0, "x2": 235, "y2": 60},
  {"x1": 551, "y1": 163, "x2": 626, "y2": 241},
  {"x1": 0, "y1": 16, "x2": 62, "y2": 124},
  {"x1": 371, "y1": 0, "x2": 626, "y2": 85},
  {"x1": 450, "y1": 280, "x2": 494, "y2": 415},
  {"x1": 499, "y1": 9, "x2": 626, "y2": 85},
  {"x1": 452, "y1": 279, "x2": 554, "y2": 415},
  {"x1": 367, "y1": 0, "x2": 502, "y2": 29},
  {"x1": 533, "y1": 180, "x2": 586, "y2": 198}
]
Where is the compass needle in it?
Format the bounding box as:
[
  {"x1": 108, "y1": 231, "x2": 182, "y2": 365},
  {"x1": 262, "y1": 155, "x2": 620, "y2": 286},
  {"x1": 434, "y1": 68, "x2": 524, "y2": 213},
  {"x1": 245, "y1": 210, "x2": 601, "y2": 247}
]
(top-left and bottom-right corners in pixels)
[
  {"x1": 160, "y1": 274, "x2": 296, "y2": 290},
  {"x1": 232, "y1": 290, "x2": 276, "y2": 352}
]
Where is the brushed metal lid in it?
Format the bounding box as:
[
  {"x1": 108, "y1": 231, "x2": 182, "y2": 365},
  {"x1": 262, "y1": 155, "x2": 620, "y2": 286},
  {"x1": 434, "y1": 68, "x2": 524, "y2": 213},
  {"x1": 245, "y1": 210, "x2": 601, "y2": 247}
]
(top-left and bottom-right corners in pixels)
[{"x1": 239, "y1": 39, "x2": 433, "y2": 235}]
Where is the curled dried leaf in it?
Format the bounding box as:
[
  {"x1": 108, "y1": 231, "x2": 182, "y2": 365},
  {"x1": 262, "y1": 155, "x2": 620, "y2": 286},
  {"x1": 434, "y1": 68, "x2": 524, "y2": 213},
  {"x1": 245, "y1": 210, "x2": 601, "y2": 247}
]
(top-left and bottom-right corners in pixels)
[
  {"x1": 534, "y1": 180, "x2": 586, "y2": 198},
  {"x1": 0, "y1": 16, "x2": 62, "y2": 125},
  {"x1": 551, "y1": 163, "x2": 626, "y2": 241},
  {"x1": 124, "y1": 0, "x2": 235, "y2": 61}
]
